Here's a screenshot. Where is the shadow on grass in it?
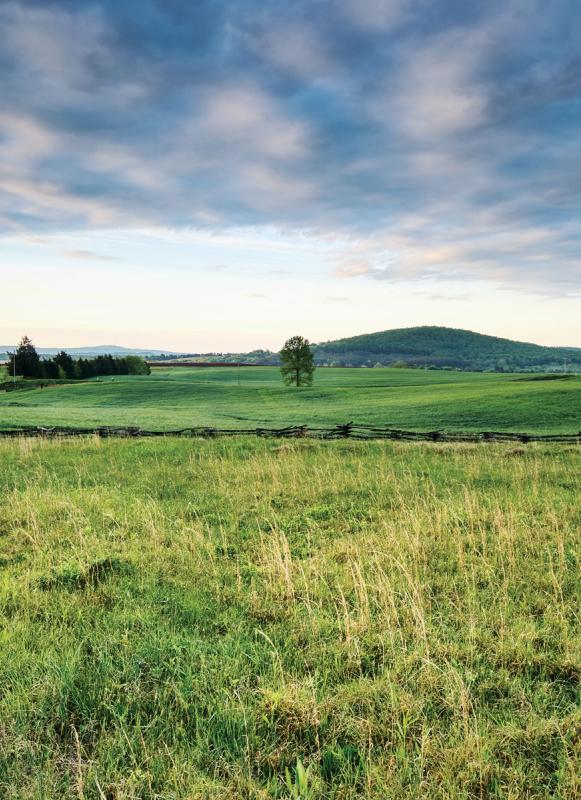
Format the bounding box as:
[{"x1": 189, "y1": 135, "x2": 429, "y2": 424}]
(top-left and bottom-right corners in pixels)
[{"x1": 38, "y1": 557, "x2": 134, "y2": 591}]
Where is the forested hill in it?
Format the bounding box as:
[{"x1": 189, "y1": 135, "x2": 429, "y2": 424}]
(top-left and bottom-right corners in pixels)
[{"x1": 313, "y1": 326, "x2": 581, "y2": 371}]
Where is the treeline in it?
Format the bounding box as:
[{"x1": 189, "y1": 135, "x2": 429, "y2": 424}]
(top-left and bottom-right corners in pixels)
[
  {"x1": 154, "y1": 349, "x2": 280, "y2": 366},
  {"x1": 7, "y1": 337, "x2": 150, "y2": 379},
  {"x1": 312, "y1": 352, "x2": 572, "y2": 372}
]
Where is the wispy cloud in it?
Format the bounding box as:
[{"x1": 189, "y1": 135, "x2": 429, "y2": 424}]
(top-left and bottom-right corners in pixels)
[{"x1": 61, "y1": 250, "x2": 116, "y2": 262}]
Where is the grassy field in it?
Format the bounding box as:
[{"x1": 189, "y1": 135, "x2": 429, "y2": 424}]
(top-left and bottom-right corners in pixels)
[
  {"x1": 0, "y1": 436, "x2": 579, "y2": 798},
  {"x1": 0, "y1": 366, "x2": 579, "y2": 432}
]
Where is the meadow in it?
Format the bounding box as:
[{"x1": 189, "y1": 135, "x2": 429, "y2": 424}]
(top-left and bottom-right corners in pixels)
[
  {"x1": 0, "y1": 366, "x2": 579, "y2": 433},
  {"x1": 0, "y1": 436, "x2": 579, "y2": 798}
]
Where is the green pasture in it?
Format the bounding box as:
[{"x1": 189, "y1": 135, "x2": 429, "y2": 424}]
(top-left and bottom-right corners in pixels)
[
  {"x1": 0, "y1": 366, "x2": 579, "y2": 432},
  {"x1": 0, "y1": 436, "x2": 579, "y2": 798}
]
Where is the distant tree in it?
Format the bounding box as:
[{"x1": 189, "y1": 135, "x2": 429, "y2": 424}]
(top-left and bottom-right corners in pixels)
[
  {"x1": 280, "y1": 336, "x2": 315, "y2": 387},
  {"x1": 4, "y1": 348, "x2": 152, "y2": 383},
  {"x1": 42, "y1": 359, "x2": 61, "y2": 379},
  {"x1": 121, "y1": 356, "x2": 151, "y2": 375},
  {"x1": 54, "y1": 351, "x2": 76, "y2": 379},
  {"x1": 75, "y1": 358, "x2": 96, "y2": 379},
  {"x1": 93, "y1": 356, "x2": 106, "y2": 376},
  {"x1": 8, "y1": 336, "x2": 42, "y2": 378}
]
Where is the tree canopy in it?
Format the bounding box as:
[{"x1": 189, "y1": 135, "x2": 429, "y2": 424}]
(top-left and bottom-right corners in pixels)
[
  {"x1": 7, "y1": 336, "x2": 42, "y2": 378},
  {"x1": 280, "y1": 336, "x2": 315, "y2": 387}
]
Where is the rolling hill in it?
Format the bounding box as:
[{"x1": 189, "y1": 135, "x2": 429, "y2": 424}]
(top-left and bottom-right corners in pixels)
[
  {"x1": 313, "y1": 326, "x2": 581, "y2": 371},
  {"x1": 0, "y1": 366, "x2": 579, "y2": 433}
]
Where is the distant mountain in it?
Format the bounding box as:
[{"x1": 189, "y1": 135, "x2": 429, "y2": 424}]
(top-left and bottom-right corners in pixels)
[
  {"x1": 314, "y1": 326, "x2": 581, "y2": 371},
  {"x1": 0, "y1": 345, "x2": 178, "y2": 360}
]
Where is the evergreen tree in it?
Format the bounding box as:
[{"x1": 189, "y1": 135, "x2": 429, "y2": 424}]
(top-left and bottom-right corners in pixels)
[
  {"x1": 105, "y1": 355, "x2": 118, "y2": 375},
  {"x1": 43, "y1": 359, "x2": 60, "y2": 379},
  {"x1": 280, "y1": 336, "x2": 315, "y2": 387},
  {"x1": 7, "y1": 336, "x2": 42, "y2": 378},
  {"x1": 75, "y1": 358, "x2": 95, "y2": 379},
  {"x1": 54, "y1": 351, "x2": 76, "y2": 379}
]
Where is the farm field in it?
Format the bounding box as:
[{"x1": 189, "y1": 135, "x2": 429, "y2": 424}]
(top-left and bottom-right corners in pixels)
[
  {"x1": 0, "y1": 436, "x2": 579, "y2": 798},
  {"x1": 0, "y1": 366, "x2": 580, "y2": 433}
]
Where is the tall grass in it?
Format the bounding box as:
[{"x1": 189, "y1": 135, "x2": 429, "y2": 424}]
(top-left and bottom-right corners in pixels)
[{"x1": 0, "y1": 437, "x2": 579, "y2": 798}]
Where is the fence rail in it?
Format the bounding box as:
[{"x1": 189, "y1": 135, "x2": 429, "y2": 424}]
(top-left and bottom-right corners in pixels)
[{"x1": 0, "y1": 423, "x2": 579, "y2": 443}]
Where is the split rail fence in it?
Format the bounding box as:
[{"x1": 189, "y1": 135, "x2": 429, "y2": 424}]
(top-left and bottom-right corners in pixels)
[{"x1": 0, "y1": 423, "x2": 578, "y2": 444}]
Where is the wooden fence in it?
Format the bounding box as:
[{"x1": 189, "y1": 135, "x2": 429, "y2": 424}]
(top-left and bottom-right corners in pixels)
[{"x1": 0, "y1": 423, "x2": 578, "y2": 443}]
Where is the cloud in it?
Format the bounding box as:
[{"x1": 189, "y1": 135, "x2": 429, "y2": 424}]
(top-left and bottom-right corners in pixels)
[
  {"x1": 244, "y1": 21, "x2": 334, "y2": 80},
  {"x1": 61, "y1": 250, "x2": 116, "y2": 261},
  {"x1": 332, "y1": 215, "x2": 581, "y2": 294},
  {"x1": 0, "y1": 0, "x2": 579, "y2": 294},
  {"x1": 0, "y1": 177, "x2": 121, "y2": 229},
  {"x1": 0, "y1": 113, "x2": 58, "y2": 170},
  {"x1": 388, "y1": 30, "x2": 489, "y2": 140},
  {"x1": 0, "y1": 2, "x2": 107, "y2": 97},
  {"x1": 261, "y1": 269, "x2": 292, "y2": 277},
  {"x1": 338, "y1": 0, "x2": 414, "y2": 31},
  {"x1": 413, "y1": 291, "x2": 472, "y2": 302},
  {"x1": 199, "y1": 84, "x2": 311, "y2": 161}
]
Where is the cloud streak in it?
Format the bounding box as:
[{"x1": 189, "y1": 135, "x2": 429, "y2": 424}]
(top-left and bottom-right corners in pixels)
[
  {"x1": 0, "y1": 0, "x2": 580, "y2": 293},
  {"x1": 61, "y1": 249, "x2": 116, "y2": 261}
]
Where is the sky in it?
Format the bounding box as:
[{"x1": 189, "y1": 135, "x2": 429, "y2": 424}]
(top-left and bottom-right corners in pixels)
[{"x1": 1, "y1": 0, "x2": 580, "y2": 351}]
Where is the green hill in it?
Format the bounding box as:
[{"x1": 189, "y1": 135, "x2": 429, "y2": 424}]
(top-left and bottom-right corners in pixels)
[{"x1": 314, "y1": 326, "x2": 581, "y2": 371}]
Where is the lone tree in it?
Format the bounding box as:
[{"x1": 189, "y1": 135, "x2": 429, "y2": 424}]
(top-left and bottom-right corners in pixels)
[
  {"x1": 7, "y1": 336, "x2": 42, "y2": 378},
  {"x1": 280, "y1": 335, "x2": 315, "y2": 387}
]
